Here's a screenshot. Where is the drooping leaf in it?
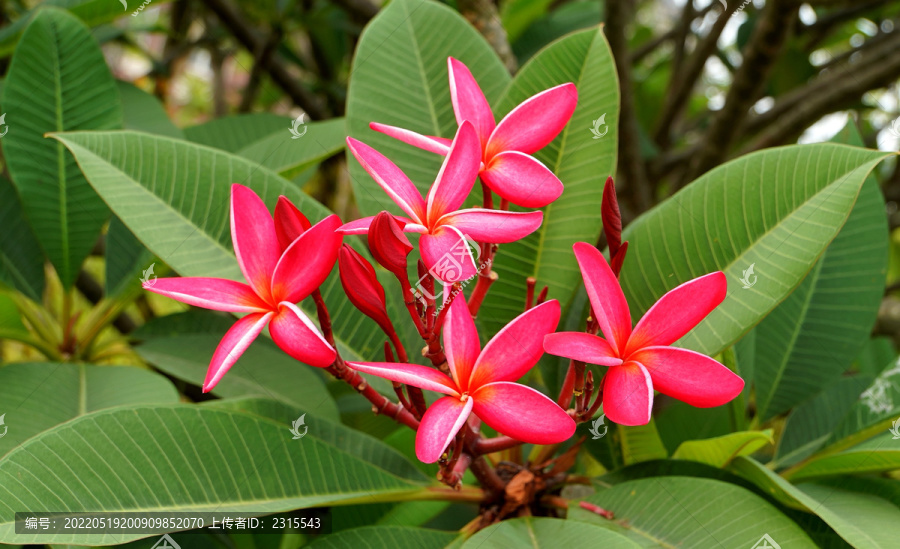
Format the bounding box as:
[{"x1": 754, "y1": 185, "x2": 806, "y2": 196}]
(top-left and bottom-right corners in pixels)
[
  {"x1": 0, "y1": 362, "x2": 178, "y2": 458},
  {"x1": 569, "y1": 476, "x2": 817, "y2": 548},
  {"x1": 0, "y1": 405, "x2": 430, "y2": 545},
  {"x1": 672, "y1": 430, "x2": 773, "y2": 468},
  {"x1": 0, "y1": 176, "x2": 44, "y2": 300},
  {"x1": 236, "y1": 118, "x2": 346, "y2": 179},
  {"x1": 345, "y1": 0, "x2": 510, "y2": 218},
  {"x1": 2, "y1": 8, "x2": 122, "y2": 288},
  {"x1": 731, "y1": 456, "x2": 900, "y2": 549},
  {"x1": 783, "y1": 432, "x2": 900, "y2": 482},
  {"x1": 620, "y1": 144, "x2": 891, "y2": 359},
  {"x1": 462, "y1": 517, "x2": 640, "y2": 549},
  {"x1": 479, "y1": 26, "x2": 619, "y2": 335},
  {"x1": 52, "y1": 130, "x2": 394, "y2": 363},
  {"x1": 307, "y1": 526, "x2": 458, "y2": 549}
]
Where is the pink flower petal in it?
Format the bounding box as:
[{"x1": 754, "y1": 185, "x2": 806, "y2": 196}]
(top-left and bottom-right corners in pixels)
[
  {"x1": 369, "y1": 122, "x2": 452, "y2": 156},
  {"x1": 447, "y1": 57, "x2": 496, "y2": 146},
  {"x1": 347, "y1": 362, "x2": 459, "y2": 396},
  {"x1": 602, "y1": 362, "x2": 653, "y2": 426},
  {"x1": 624, "y1": 272, "x2": 727, "y2": 355},
  {"x1": 480, "y1": 151, "x2": 563, "y2": 207},
  {"x1": 573, "y1": 242, "x2": 631, "y2": 355},
  {"x1": 543, "y1": 332, "x2": 623, "y2": 367},
  {"x1": 269, "y1": 302, "x2": 335, "y2": 367},
  {"x1": 420, "y1": 225, "x2": 477, "y2": 283},
  {"x1": 426, "y1": 121, "x2": 481, "y2": 224},
  {"x1": 204, "y1": 311, "x2": 274, "y2": 392},
  {"x1": 346, "y1": 137, "x2": 426, "y2": 223},
  {"x1": 274, "y1": 196, "x2": 311, "y2": 252},
  {"x1": 144, "y1": 277, "x2": 269, "y2": 312},
  {"x1": 486, "y1": 83, "x2": 577, "y2": 157},
  {"x1": 415, "y1": 396, "x2": 473, "y2": 463},
  {"x1": 270, "y1": 215, "x2": 342, "y2": 303},
  {"x1": 337, "y1": 215, "x2": 418, "y2": 235},
  {"x1": 436, "y1": 209, "x2": 543, "y2": 244},
  {"x1": 472, "y1": 382, "x2": 575, "y2": 444},
  {"x1": 231, "y1": 184, "x2": 281, "y2": 303},
  {"x1": 470, "y1": 300, "x2": 560, "y2": 388},
  {"x1": 443, "y1": 295, "x2": 481, "y2": 389},
  {"x1": 629, "y1": 346, "x2": 744, "y2": 408}
]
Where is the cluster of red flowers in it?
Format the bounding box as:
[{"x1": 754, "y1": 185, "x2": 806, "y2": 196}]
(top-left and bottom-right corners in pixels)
[{"x1": 145, "y1": 58, "x2": 742, "y2": 464}]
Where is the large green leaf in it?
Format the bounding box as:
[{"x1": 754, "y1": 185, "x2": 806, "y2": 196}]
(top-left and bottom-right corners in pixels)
[
  {"x1": 462, "y1": 517, "x2": 640, "y2": 548},
  {"x1": 117, "y1": 81, "x2": 183, "y2": 139},
  {"x1": 783, "y1": 432, "x2": 900, "y2": 482},
  {"x1": 479, "y1": 27, "x2": 619, "y2": 334},
  {"x1": 751, "y1": 160, "x2": 888, "y2": 419},
  {"x1": 2, "y1": 8, "x2": 121, "y2": 288},
  {"x1": 235, "y1": 118, "x2": 346, "y2": 179},
  {"x1": 307, "y1": 526, "x2": 458, "y2": 549},
  {"x1": 0, "y1": 405, "x2": 430, "y2": 545},
  {"x1": 620, "y1": 144, "x2": 891, "y2": 358},
  {"x1": 618, "y1": 420, "x2": 667, "y2": 465},
  {"x1": 569, "y1": 476, "x2": 817, "y2": 548},
  {"x1": 673, "y1": 430, "x2": 773, "y2": 468},
  {"x1": 134, "y1": 314, "x2": 339, "y2": 421},
  {"x1": 52, "y1": 130, "x2": 392, "y2": 362},
  {"x1": 183, "y1": 113, "x2": 295, "y2": 153},
  {"x1": 731, "y1": 456, "x2": 900, "y2": 549},
  {"x1": 345, "y1": 0, "x2": 510, "y2": 218},
  {"x1": 0, "y1": 176, "x2": 44, "y2": 300},
  {"x1": 0, "y1": 362, "x2": 178, "y2": 458}
]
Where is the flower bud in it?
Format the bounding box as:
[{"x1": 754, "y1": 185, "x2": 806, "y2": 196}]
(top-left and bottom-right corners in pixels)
[
  {"x1": 367, "y1": 211, "x2": 413, "y2": 277},
  {"x1": 338, "y1": 244, "x2": 392, "y2": 333},
  {"x1": 274, "y1": 196, "x2": 312, "y2": 252}
]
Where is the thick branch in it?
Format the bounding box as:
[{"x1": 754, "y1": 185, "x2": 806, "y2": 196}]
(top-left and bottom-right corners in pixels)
[
  {"x1": 604, "y1": 1, "x2": 652, "y2": 212},
  {"x1": 683, "y1": 0, "x2": 798, "y2": 183},
  {"x1": 201, "y1": 0, "x2": 327, "y2": 119}
]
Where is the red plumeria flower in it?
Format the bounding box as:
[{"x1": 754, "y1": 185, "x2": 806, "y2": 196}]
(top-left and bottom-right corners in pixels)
[
  {"x1": 348, "y1": 296, "x2": 575, "y2": 463},
  {"x1": 544, "y1": 243, "x2": 744, "y2": 426},
  {"x1": 143, "y1": 184, "x2": 341, "y2": 391},
  {"x1": 340, "y1": 121, "x2": 542, "y2": 282},
  {"x1": 371, "y1": 57, "x2": 577, "y2": 208}
]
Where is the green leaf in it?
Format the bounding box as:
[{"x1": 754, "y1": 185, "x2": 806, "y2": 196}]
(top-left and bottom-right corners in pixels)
[
  {"x1": 117, "y1": 81, "x2": 183, "y2": 139},
  {"x1": 345, "y1": 0, "x2": 510, "y2": 218},
  {"x1": 0, "y1": 176, "x2": 44, "y2": 300},
  {"x1": 618, "y1": 419, "x2": 667, "y2": 465},
  {"x1": 672, "y1": 430, "x2": 773, "y2": 468},
  {"x1": 856, "y1": 337, "x2": 896, "y2": 377},
  {"x1": 0, "y1": 405, "x2": 429, "y2": 545},
  {"x1": 235, "y1": 118, "x2": 345, "y2": 179},
  {"x1": 751, "y1": 156, "x2": 888, "y2": 419},
  {"x1": 0, "y1": 362, "x2": 178, "y2": 458},
  {"x1": 52, "y1": 130, "x2": 392, "y2": 363},
  {"x1": 731, "y1": 456, "x2": 900, "y2": 549},
  {"x1": 783, "y1": 432, "x2": 900, "y2": 482},
  {"x1": 307, "y1": 526, "x2": 458, "y2": 549},
  {"x1": 105, "y1": 215, "x2": 153, "y2": 297},
  {"x1": 479, "y1": 26, "x2": 619, "y2": 335},
  {"x1": 654, "y1": 399, "x2": 734, "y2": 455},
  {"x1": 203, "y1": 397, "x2": 427, "y2": 482},
  {"x1": 620, "y1": 144, "x2": 892, "y2": 359},
  {"x1": 462, "y1": 517, "x2": 640, "y2": 549},
  {"x1": 569, "y1": 476, "x2": 817, "y2": 548},
  {"x1": 135, "y1": 322, "x2": 339, "y2": 421},
  {"x1": 184, "y1": 113, "x2": 293, "y2": 153},
  {"x1": 2, "y1": 8, "x2": 122, "y2": 288},
  {"x1": 500, "y1": 0, "x2": 556, "y2": 43},
  {"x1": 511, "y1": 1, "x2": 603, "y2": 63}
]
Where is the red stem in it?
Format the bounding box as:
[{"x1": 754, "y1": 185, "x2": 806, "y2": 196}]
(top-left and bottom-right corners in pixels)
[{"x1": 525, "y1": 277, "x2": 536, "y2": 310}]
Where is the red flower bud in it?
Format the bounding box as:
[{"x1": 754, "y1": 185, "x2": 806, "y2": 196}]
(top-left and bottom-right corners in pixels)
[
  {"x1": 367, "y1": 211, "x2": 413, "y2": 277},
  {"x1": 274, "y1": 196, "x2": 312, "y2": 252},
  {"x1": 602, "y1": 177, "x2": 622, "y2": 259},
  {"x1": 338, "y1": 244, "x2": 392, "y2": 333}
]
